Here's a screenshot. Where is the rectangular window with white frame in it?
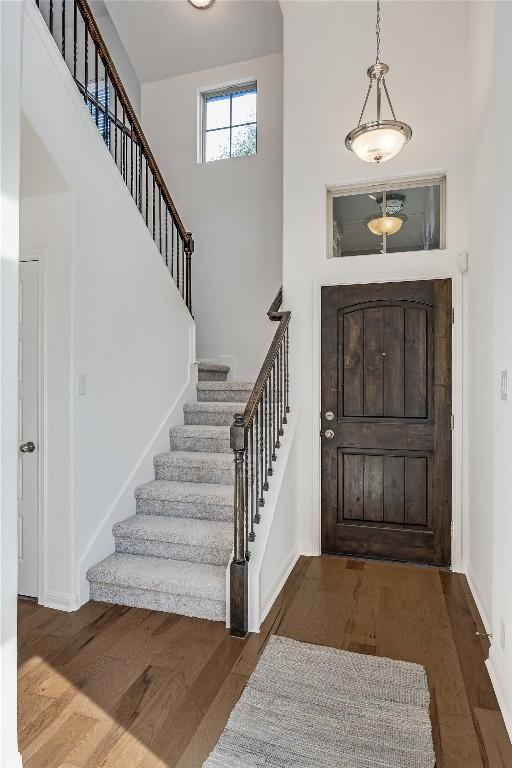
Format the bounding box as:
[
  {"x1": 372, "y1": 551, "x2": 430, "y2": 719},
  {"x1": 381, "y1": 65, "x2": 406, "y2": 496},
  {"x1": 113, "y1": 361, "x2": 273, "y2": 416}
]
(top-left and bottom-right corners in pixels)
[
  {"x1": 201, "y1": 81, "x2": 257, "y2": 163},
  {"x1": 328, "y1": 175, "x2": 446, "y2": 258}
]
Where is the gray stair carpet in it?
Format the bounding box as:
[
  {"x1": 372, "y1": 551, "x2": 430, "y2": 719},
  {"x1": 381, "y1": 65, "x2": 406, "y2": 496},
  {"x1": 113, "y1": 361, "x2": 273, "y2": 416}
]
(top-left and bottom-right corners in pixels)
[{"x1": 87, "y1": 363, "x2": 251, "y2": 622}]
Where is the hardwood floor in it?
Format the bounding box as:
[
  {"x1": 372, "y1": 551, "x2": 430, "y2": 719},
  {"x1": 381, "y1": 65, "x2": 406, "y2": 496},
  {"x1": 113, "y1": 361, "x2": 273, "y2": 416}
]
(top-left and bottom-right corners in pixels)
[{"x1": 18, "y1": 556, "x2": 512, "y2": 767}]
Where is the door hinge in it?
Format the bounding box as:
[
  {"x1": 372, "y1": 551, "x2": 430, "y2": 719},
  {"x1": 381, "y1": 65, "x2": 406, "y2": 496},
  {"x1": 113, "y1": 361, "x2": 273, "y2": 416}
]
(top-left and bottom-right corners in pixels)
[
  {"x1": 450, "y1": 413, "x2": 454, "y2": 431},
  {"x1": 451, "y1": 307, "x2": 455, "y2": 324}
]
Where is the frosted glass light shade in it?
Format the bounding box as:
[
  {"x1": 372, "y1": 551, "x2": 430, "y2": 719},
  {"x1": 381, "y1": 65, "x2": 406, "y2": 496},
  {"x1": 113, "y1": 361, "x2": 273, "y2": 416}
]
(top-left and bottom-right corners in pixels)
[
  {"x1": 188, "y1": 0, "x2": 215, "y2": 7},
  {"x1": 346, "y1": 121, "x2": 412, "y2": 164},
  {"x1": 367, "y1": 216, "x2": 403, "y2": 236}
]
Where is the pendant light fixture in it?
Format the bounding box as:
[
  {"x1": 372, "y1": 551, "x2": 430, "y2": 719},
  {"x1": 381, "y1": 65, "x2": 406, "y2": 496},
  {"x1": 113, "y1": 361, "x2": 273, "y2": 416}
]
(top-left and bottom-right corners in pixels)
[
  {"x1": 367, "y1": 192, "x2": 405, "y2": 237},
  {"x1": 346, "y1": 0, "x2": 412, "y2": 163},
  {"x1": 188, "y1": 0, "x2": 215, "y2": 8}
]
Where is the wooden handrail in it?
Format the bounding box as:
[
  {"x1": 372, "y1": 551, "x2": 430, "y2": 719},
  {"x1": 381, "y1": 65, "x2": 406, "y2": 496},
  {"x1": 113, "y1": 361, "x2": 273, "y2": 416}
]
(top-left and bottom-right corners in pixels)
[
  {"x1": 243, "y1": 307, "x2": 290, "y2": 427},
  {"x1": 74, "y1": 0, "x2": 190, "y2": 248}
]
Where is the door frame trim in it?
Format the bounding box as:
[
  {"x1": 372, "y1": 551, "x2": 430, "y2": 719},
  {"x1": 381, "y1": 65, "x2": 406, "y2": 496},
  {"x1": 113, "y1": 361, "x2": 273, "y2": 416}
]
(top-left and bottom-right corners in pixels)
[
  {"x1": 312, "y1": 251, "x2": 467, "y2": 572},
  {"x1": 20, "y1": 249, "x2": 48, "y2": 603}
]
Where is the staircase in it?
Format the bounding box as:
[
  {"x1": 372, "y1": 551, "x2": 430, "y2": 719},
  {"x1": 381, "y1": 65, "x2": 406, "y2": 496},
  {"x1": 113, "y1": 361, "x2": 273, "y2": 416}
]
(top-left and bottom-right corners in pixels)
[{"x1": 87, "y1": 364, "x2": 252, "y2": 622}]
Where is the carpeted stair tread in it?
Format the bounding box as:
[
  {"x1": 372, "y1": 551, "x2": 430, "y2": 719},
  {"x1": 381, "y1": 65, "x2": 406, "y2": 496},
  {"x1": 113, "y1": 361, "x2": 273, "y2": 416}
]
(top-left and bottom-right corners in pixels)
[
  {"x1": 135, "y1": 477, "x2": 233, "y2": 520},
  {"x1": 87, "y1": 553, "x2": 226, "y2": 601},
  {"x1": 170, "y1": 425, "x2": 231, "y2": 439},
  {"x1": 154, "y1": 450, "x2": 233, "y2": 469},
  {"x1": 184, "y1": 401, "x2": 243, "y2": 426},
  {"x1": 198, "y1": 363, "x2": 230, "y2": 374},
  {"x1": 135, "y1": 479, "x2": 233, "y2": 504},
  {"x1": 154, "y1": 450, "x2": 234, "y2": 484},
  {"x1": 196, "y1": 381, "x2": 253, "y2": 391},
  {"x1": 169, "y1": 424, "x2": 231, "y2": 453},
  {"x1": 198, "y1": 363, "x2": 230, "y2": 382},
  {"x1": 113, "y1": 514, "x2": 232, "y2": 547},
  {"x1": 196, "y1": 381, "x2": 253, "y2": 403}
]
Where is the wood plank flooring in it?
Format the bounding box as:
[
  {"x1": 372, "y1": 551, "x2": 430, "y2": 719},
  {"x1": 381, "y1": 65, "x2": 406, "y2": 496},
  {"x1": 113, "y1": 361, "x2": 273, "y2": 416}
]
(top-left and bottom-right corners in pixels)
[{"x1": 18, "y1": 556, "x2": 512, "y2": 767}]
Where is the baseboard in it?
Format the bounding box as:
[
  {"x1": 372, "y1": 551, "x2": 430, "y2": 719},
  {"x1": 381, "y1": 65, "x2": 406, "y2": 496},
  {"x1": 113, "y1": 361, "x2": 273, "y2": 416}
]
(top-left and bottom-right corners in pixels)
[
  {"x1": 258, "y1": 548, "x2": 299, "y2": 629},
  {"x1": 42, "y1": 590, "x2": 81, "y2": 612},
  {"x1": 466, "y1": 571, "x2": 492, "y2": 635},
  {"x1": 487, "y1": 647, "x2": 512, "y2": 742}
]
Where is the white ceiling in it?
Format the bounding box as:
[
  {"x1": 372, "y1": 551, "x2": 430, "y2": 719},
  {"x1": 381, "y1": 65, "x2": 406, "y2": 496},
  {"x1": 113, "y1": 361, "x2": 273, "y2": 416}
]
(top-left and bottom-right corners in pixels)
[{"x1": 104, "y1": 0, "x2": 283, "y2": 84}]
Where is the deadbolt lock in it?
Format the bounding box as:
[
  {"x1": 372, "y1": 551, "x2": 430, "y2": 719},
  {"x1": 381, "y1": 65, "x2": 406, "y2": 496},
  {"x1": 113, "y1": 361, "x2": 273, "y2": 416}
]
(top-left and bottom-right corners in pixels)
[
  {"x1": 325, "y1": 411, "x2": 334, "y2": 421},
  {"x1": 19, "y1": 441, "x2": 36, "y2": 454},
  {"x1": 324, "y1": 429, "x2": 335, "y2": 439}
]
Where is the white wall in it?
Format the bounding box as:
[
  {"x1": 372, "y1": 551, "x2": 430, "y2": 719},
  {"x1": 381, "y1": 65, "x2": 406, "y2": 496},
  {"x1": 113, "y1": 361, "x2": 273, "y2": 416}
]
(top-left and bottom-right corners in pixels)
[
  {"x1": 142, "y1": 54, "x2": 283, "y2": 380},
  {"x1": 468, "y1": 0, "x2": 512, "y2": 736},
  {"x1": 281, "y1": 1, "x2": 470, "y2": 558},
  {"x1": 0, "y1": 0, "x2": 24, "y2": 763},
  {"x1": 22, "y1": 1, "x2": 195, "y2": 607}
]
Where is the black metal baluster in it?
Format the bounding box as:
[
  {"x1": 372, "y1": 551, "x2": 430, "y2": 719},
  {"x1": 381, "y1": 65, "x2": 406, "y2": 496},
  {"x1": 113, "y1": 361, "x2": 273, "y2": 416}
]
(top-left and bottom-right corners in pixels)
[
  {"x1": 177, "y1": 235, "x2": 181, "y2": 291},
  {"x1": 134, "y1": 142, "x2": 138, "y2": 203},
  {"x1": 287, "y1": 326, "x2": 290, "y2": 413},
  {"x1": 254, "y1": 410, "x2": 260, "y2": 524},
  {"x1": 95, "y1": 46, "x2": 99, "y2": 127},
  {"x1": 49, "y1": 0, "x2": 54, "y2": 34},
  {"x1": 73, "y1": 1, "x2": 77, "y2": 80},
  {"x1": 104, "y1": 66, "x2": 109, "y2": 146},
  {"x1": 165, "y1": 209, "x2": 168, "y2": 267},
  {"x1": 267, "y1": 378, "x2": 273, "y2": 477},
  {"x1": 272, "y1": 360, "x2": 277, "y2": 461},
  {"x1": 244, "y1": 431, "x2": 249, "y2": 550},
  {"x1": 121, "y1": 106, "x2": 125, "y2": 181},
  {"x1": 152, "y1": 176, "x2": 155, "y2": 241},
  {"x1": 159, "y1": 190, "x2": 162, "y2": 256},
  {"x1": 145, "y1": 158, "x2": 148, "y2": 226},
  {"x1": 263, "y1": 380, "x2": 269, "y2": 489},
  {"x1": 281, "y1": 342, "x2": 285, "y2": 433},
  {"x1": 84, "y1": 25, "x2": 88, "y2": 105},
  {"x1": 283, "y1": 327, "x2": 289, "y2": 422},
  {"x1": 276, "y1": 351, "x2": 281, "y2": 449},
  {"x1": 61, "y1": 0, "x2": 65, "y2": 59},
  {"x1": 138, "y1": 144, "x2": 142, "y2": 212},
  {"x1": 248, "y1": 423, "x2": 255, "y2": 542},
  {"x1": 130, "y1": 129, "x2": 134, "y2": 198},
  {"x1": 114, "y1": 92, "x2": 118, "y2": 165},
  {"x1": 171, "y1": 222, "x2": 175, "y2": 277},
  {"x1": 258, "y1": 398, "x2": 264, "y2": 507},
  {"x1": 277, "y1": 343, "x2": 283, "y2": 438}
]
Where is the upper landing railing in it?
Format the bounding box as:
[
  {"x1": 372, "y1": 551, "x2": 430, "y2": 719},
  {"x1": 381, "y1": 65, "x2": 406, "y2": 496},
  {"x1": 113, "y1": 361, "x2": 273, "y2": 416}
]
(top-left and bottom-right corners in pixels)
[{"x1": 35, "y1": 0, "x2": 194, "y2": 313}]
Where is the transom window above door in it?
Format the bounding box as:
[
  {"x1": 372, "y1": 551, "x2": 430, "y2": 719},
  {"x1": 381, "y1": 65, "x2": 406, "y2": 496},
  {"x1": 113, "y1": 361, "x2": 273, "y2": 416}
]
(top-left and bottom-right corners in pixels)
[
  {"x1": 201, "y1": 82, "x2": 257, "y2": 163},
  {"x1": 329, "y1": 176, "x2": 446, "y2": 258}
]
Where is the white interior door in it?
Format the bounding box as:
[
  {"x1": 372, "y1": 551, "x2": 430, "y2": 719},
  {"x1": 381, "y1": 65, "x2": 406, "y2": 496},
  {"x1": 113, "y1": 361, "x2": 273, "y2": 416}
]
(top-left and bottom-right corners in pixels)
[{"x1": 18, "y1": 260, "x2": 39, "y2": 598}]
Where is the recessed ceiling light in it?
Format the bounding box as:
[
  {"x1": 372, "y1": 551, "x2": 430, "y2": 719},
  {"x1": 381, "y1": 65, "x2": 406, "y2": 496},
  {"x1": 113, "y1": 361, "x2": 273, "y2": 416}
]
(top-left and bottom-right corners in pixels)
[{"x1": 188, "y1": 0, "x2": 215, "y2": 8}]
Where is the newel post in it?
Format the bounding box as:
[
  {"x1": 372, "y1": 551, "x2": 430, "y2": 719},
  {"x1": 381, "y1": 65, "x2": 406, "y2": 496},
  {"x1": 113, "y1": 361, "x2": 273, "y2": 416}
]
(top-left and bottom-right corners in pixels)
[
  {"x1": 184, "y1": 232, "x2": 194, "y2": 315},
  {"x1": 230, "y1": 413, "x2": 248, "y2": 637}
]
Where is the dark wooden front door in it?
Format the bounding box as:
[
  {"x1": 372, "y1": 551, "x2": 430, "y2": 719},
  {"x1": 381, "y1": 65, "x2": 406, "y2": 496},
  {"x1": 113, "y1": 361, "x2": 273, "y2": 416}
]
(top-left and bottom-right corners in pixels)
[{"x1": 321, "y1": 279, "x2": 452, "y2": 566}]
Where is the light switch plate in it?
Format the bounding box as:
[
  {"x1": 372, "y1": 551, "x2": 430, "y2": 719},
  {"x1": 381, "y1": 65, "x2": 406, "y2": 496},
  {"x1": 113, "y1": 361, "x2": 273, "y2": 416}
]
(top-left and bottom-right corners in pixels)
[
  {"x1": 78, "y1": 374, "x2": 87, "y2": 397},
  {"x1": 501, "y1": 370, "x2": 508, "y2": 401}
]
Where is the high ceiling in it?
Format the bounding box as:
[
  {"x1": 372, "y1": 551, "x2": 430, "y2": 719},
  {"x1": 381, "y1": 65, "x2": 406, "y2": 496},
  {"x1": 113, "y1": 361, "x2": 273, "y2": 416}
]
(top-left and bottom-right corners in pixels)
[{"x1": 104, "y1": 0, "x2": 283, "y2": 84}]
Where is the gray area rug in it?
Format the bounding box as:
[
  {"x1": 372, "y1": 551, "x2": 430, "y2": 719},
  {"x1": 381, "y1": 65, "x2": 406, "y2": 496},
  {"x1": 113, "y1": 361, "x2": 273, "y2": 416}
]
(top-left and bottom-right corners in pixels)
[{"x1": 204, "y1": 635, "x2": 435, "y2": 768}]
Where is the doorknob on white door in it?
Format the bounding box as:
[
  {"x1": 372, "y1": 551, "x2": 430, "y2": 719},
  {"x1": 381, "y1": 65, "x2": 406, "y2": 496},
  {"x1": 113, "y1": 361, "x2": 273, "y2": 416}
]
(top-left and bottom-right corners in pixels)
[{"x1": 19, "y1": 441, "x2": 36, "y2": 454}]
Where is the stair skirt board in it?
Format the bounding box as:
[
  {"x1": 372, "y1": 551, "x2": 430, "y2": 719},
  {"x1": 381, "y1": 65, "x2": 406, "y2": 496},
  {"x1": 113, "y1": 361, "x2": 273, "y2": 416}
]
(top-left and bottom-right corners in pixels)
[{"x1": 86, "y1": 364, "x2": 247, "y2": 621}]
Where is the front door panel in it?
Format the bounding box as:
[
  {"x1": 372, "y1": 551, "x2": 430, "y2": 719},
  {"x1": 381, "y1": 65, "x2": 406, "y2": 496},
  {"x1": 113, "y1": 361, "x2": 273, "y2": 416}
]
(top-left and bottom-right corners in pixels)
[{"x1": 321, "y1": 280, "x2": 451, "y2": 565}]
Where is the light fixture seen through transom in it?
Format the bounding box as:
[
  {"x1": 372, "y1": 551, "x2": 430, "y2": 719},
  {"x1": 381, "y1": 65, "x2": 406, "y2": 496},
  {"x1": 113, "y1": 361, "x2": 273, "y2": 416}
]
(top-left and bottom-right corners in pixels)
[{"x1": 346, "y1": 0, "x2": 412, "y2": 163}]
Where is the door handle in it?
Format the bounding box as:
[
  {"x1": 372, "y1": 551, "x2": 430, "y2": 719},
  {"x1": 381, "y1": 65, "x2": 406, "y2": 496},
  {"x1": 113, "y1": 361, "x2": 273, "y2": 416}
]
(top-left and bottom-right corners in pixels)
[
  {"x1": 324, "y1": 429, "x2": 335, "y2": 440},
  {"x1": 19, "y1": 441, "x2": 36, "y2": 454}
]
